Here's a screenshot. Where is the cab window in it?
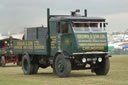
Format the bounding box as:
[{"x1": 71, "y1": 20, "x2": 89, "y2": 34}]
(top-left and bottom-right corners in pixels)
[
  {"x1": 62, "y1": 24, "x2": 68, "y2": 33},
  {"x1": 58, "y1": 22, "x2": 60, "y2": 33}
]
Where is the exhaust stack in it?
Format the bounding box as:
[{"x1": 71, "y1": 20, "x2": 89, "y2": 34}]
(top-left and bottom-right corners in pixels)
[{"x1": 84, "y1": 9, "x2": 87, "y2": 17}]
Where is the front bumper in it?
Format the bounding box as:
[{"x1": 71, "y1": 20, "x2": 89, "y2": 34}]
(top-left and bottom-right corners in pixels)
[{"x1": 72, "y1": 51, "x2": 112, "y2": 57}]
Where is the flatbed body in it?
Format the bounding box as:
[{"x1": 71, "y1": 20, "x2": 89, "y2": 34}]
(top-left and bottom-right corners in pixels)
[{"x1": 13, "y1": 40, "x2": 47, "y2": 55}]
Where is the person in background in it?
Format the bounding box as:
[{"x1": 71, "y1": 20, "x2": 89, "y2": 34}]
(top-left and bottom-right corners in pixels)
[
  {"x1": 0, "y1": 42, "x2": 2, "y2": 48},
  {"x1": 2, "y1": 41, "x2": 7, "y2": 49}
]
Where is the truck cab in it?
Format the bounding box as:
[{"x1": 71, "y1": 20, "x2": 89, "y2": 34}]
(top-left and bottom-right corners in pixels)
[
  {"x1": 48, "y1": 9, "x2": 111, "y2": 77},
  {"x1": 49, "y1": 16, "x2": 108, "y2": 56}
]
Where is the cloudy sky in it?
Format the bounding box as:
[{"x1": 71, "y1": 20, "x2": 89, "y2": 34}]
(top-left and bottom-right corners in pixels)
[{"x1": 0, "y1": 0, "x2": 128, "y2": 34}]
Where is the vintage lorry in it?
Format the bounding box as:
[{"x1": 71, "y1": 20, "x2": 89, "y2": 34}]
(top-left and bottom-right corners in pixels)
[
  {"x1": 13, "y1": 8, "x2": 111, "y2": 77},
  {"x1": 0, "y1": 37, "x2": 20, "y2": 67}
]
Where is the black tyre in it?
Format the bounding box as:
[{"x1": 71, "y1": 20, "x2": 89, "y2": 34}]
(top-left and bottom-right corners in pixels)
[
  {"x1": 94, "y1": 58, "x2": 110, "y2": 75},
  {"x1": 22, "y1": 54, "x2": 33, "y2": 75},
  {"x1": 32, "y1": 64, "x2": 39, "y2": 74},
  {"x1": 1, "y1": 56, "x2": 5, "y2": 67},
  {"x1": 55, "y1": 54, "x2": 71, "y2": 77},
  {"x1": 0, "y1": 58, "x2": 1, "y2": 66}
]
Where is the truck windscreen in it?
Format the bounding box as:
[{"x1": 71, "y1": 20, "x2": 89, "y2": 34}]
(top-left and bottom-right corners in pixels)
[{"x1": 72, "y1": 22, "x2": 103, "y2": 32}]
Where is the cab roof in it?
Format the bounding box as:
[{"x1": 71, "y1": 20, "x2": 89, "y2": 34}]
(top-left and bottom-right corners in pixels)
[{"x1": 50, "y1": 15, "x2": 106, "y2": 22}]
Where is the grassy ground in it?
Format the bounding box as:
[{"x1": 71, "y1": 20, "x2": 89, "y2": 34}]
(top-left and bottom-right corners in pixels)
[{"x1": 0, "y1": 55, "x2": 128, "y2": 85}]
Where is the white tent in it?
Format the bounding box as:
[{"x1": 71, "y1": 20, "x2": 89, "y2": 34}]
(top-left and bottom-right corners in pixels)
[{"x1": 0, "y1": 33, "x2": 24, "y2": 40}]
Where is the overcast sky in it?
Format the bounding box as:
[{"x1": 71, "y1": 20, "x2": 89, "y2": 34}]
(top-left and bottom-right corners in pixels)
[{"x1": 0, "y1": 0, "x2": 128, "y2": 34}]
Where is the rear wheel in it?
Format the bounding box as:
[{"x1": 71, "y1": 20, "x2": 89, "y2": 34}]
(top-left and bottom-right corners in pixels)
[
  {"x1": 1, "y1": 56, "x2": 5, "y2": 67},
  {"x1": 55, "y1": 54, "x2": 71, "y2": 77},
  {"x1": 0, "y1": 58, "x2": 1, "y2": 66},
  {"x1": 22, "y1": 54, "x2": 33, "y2": 75},
  {"x1": 94, "y1": 58, "x2": 110, "y2": 75},
  {"x1": 32, "y1": 64, "x2": 39, "y2": 74}
]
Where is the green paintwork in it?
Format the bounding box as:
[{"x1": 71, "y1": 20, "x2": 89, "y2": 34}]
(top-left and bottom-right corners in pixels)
[
  {"x1": 74, "y1": 33, "x2": 108, "y2": 52},
  {"x1": 13, "y1": 40, "x2": 48, "y2": 55},
  {"x1": 36, "y1": 28, "x2": 39, "y2": 40},
  {"x1": 48, "y1": 20, "x2": 108, "y2": 56},
  {"x1": 61, "y1": 33, "x2": 77, "y2": 55},
  {"x1": 12, "y1": 9, "x2": 109, "y2": 57},
  {"x1": 50, "y1": 21, "x2": 58, "y2": 56},
  {"x1": 60, "y1": 32, "x2": 108, "y2": 55},
  {"x1": 13, "y1": 25, "x2": 108, "y2": 57}
]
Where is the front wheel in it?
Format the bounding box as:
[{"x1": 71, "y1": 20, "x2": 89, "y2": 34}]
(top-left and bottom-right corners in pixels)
[
  {"x1": 22, "y1": 54, "x2": 33, "y2": 75},
  {"x1": 1, "y1": 56, "x2": 5, "y2": 67},
  {"x1": 94, "y1": 58, "x2": 110, "y2": 75},
  {"x1": 55, "y1": 54, "x2": 71, "y2": 77}
]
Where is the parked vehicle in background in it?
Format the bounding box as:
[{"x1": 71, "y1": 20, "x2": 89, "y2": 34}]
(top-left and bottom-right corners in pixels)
[{"x1": 0, "y1": 36, "x2": 20, "y2": 67}]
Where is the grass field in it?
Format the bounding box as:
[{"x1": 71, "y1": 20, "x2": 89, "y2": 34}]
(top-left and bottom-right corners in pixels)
[{"x1": 0, "y1": 55, "x2": 128, "y2": 85}]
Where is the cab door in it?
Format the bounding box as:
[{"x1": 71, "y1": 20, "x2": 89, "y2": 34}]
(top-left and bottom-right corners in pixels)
[
  {"x1": 60, "y1": 21, "x2": 74, "y2": 54},
  {"x1": 50, "y1": 21, "x2": 58, "y2": 56}
]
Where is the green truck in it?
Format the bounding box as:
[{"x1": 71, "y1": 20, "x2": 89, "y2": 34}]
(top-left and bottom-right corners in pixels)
[{"x1": 13, "y1": 8, "x2": 111, "y2": 77}]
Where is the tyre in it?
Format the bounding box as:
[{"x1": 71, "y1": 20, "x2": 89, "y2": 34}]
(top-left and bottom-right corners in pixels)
[
  {"x1": 55, "y1": 54, "x2": 71, "y2": 77},
  {"x1": 0, "y1": 58, "x2": 1, "y2": 66},
  {"x1": 1, "y1": 56, "x2": 5, "y2": 67},
  {"x1": 32, "y1": 64, "x2": 39, "y2": 74},
  {"x1": 94, "y1": 58, "x2": 110, "y2": 75},
  {"x1": 22, "y1": 54, "x2": 33, "y2": 75}
]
